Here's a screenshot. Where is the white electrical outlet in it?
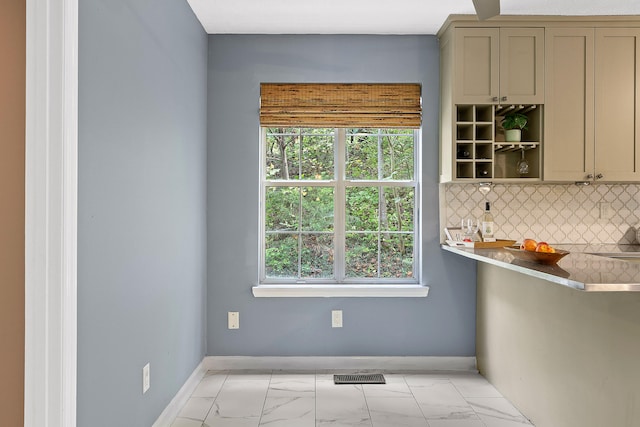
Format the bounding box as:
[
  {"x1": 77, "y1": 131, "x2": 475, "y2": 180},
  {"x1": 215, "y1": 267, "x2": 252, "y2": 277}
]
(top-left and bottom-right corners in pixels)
[
  {"x1": 228, "y1": 311, "x2": 239, "y2": 329},
  {"x1": 142, "y1": 363, "x2": 150, "y2": 394},
  {"x1": 599, "y1": 202, "x2": 612, "y2": 219},
  {"x1": 332, "y1": 310, "x2": 343, "y2": 328}
]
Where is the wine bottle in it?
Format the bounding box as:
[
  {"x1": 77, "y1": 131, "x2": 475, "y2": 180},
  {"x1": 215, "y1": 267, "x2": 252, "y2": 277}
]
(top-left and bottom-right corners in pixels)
[{"x1": 481, "y1": 201, "x2": 496, "y2": 242}]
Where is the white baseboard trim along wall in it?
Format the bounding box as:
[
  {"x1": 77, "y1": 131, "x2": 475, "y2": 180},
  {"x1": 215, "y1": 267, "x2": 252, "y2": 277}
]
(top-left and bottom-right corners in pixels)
[
  {"x1": 152, "y1": 360, "x2": 208, "y2": 427},
  {"x1": 203, "y1": 356, "x2": 477, "y2": 372}
]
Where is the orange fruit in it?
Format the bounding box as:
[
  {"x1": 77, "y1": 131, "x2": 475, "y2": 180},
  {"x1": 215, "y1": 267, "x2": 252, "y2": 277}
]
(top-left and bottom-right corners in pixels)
[
  {"x1": 535, "y1": 242, "x2": 555, "y2": 253},
  {"x1": 520, "y1": 238, "x2": 537, "y2": 251}
]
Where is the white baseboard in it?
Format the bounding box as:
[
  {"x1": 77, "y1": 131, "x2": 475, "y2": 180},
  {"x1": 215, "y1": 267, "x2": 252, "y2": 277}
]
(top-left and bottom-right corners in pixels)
[
  {"x1": 152, "y1": 360, "x2": 208, "y2": 427},
  {"x1": 203, "y1": 356, "x2": 477, "y2": 372}
]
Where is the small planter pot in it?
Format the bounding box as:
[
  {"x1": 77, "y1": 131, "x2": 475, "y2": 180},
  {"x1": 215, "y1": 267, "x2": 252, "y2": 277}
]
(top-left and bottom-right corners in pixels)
[{"x1": 505, "y1": 129, "x2": 522, "y2": 142}]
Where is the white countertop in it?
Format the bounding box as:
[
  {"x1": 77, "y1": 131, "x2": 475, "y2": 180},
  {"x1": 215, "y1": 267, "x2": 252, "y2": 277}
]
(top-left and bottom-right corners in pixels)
[{"x1": 442, "y1": 244, "x2": 640, "y2": 292}]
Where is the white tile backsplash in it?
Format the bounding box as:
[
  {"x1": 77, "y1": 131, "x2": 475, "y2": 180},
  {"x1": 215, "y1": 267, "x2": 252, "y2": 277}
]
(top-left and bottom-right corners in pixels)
[{"x1": 441, "y1": 183, "x2": 640, "y2": 245}]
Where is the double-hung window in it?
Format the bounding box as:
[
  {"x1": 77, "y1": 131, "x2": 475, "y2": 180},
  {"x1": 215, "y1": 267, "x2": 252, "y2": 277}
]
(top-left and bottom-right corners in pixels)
[{"x1": 257, "y1": 83, "x2": 424, "y2": 292}]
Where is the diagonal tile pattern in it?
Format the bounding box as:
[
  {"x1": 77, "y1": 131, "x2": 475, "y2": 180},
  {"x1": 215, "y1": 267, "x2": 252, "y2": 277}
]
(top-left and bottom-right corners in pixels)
[
  {"x1": 169, "y1": 371, "x2": 534, "y2": 427},
  {"x1": 442, "y1": 183, "x2": 640, "y2": 244}
]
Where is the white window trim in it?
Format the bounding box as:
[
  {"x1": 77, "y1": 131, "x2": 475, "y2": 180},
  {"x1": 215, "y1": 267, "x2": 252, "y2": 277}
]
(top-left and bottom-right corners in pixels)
[
  {"x1": 252, "y1": 284, "x2": 429, "y2": 298},
  {"x1": 257, "y1": 127, "x2": 427, "y2": 297}
]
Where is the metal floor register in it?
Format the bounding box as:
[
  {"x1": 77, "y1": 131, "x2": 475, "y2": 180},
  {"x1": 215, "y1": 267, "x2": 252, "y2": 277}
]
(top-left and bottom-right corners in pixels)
[{"x1": 333, "y1": 374, "x2": 386, "y2": 384}]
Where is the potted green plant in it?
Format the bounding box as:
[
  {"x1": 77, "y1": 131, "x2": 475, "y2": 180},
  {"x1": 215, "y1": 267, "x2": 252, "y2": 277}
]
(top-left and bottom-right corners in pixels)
[{"x1": 501, "y1": 112, "x2": 528, "y2": 142}]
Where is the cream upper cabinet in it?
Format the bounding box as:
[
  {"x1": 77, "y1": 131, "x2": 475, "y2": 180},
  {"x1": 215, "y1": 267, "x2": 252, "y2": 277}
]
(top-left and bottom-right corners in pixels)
[
  {"x1": 545, "y1": 28, "x2": 640, "y2": 182},
  {"x1": 454, "y1": 27, "x2": 545, "y2": 104},
  {"x1": 594, "y1": 28, "x2": 640, "y2": 182},
  {"x1": 440, "y1": 25, "x2": 545, "y2": 182},
  {"x1": 453, "y1": 28, "x2": 499, "y2": 104},
  {"x1": 543, "y1": 28, "x2": 595, "y2": 181}
]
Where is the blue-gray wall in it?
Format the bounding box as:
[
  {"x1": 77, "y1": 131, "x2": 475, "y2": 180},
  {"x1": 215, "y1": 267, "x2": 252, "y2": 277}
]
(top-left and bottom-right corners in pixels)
[
  {"x1": 78, "y1": 0, "x2": 207, "y2": 425},
  {"x1": 207, "y1": 35, "x2": 477, "y2": 356}
]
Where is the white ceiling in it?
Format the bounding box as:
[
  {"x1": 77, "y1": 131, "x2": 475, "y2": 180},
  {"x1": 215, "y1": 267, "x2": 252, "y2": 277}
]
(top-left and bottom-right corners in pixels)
[{"x1": 187, "y1": 0, "x2": 640, "y2": 35}]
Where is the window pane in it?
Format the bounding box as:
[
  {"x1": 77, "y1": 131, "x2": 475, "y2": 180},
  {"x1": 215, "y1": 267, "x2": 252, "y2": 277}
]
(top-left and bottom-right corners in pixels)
[
  {"x1": 382, "y1": 187, "x2": 414, "y2": 232},
  {"x1": 265, "y1": 234, "x2": 299, "y2": 278},
  {"x1": 300, "y1": 129, "x2": 334, "y2": 180},
  {"x1": 380, "y1": 234, "x2": 414, "y2": 278},
  {"x1": 262, "y1": 126, "x2": 418, "y2": 284},
  {"x1": 345, "y1": 233, "x2": 378, "y2": 278},
  {"x1": 301, "y1": 187, "x2": 334, "y2": 231},
  {"x1": 265, "y1": 187, "x2": 299, "y2": 231},
  {"x1": 346, "y1": 128, "x2": 377, "y2": 135},
  {"x1": 301, "y1": 234, "x2": 334, "y2": 278},
  {"x1": 265, "y1": 128, "x2": 300, "y2": 180},
  {"x1": 346, "y1": 187, "x2": 379, "y2": 231},
  {"x1": 345, "y1": 130, "x2": 378, "y2": 180},
  {"x1": 381, "y1": 130, "x2": 414, "y2": 180}
]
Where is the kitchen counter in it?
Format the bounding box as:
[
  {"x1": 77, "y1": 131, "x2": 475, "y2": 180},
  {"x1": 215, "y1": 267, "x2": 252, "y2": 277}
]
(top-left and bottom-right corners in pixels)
[{"x1": 442, "y1": 243, "x2": 640, "y2": 291}]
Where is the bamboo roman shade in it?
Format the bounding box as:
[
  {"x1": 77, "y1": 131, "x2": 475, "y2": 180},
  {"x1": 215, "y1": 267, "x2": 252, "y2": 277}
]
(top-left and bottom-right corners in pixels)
[{"x1": 260, "y1": 83, "x2": 422, "y2": 128}]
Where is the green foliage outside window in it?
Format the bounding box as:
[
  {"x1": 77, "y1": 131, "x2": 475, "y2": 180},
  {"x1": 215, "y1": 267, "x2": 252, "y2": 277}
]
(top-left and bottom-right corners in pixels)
[{"x1": 263, "y1": 127, "x2": 417, "y2": 281}]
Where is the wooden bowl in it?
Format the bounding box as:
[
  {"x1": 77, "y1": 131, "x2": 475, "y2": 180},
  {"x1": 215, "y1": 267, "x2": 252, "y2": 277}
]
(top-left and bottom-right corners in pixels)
[{"x1": 504, "y1": 246, "x2": 570, "y2": 265}]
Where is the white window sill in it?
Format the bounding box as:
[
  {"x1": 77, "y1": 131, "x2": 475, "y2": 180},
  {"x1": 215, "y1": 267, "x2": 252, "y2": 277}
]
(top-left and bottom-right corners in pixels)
[{"x1": 252, "y1": 284, "x2": 430, "y2": 298}]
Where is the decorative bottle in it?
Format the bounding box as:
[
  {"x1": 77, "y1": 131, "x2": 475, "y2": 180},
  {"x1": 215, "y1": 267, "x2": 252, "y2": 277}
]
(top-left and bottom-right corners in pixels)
[{"x1": 481, "y1": 202, "x2": 496, "y2": 242}]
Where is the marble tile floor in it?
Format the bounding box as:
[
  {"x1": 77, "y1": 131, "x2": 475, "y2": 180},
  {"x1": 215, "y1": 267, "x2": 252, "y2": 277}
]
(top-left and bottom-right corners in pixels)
[{"x1": 169, "y1": 371, "x2": 534, "y2": 427}]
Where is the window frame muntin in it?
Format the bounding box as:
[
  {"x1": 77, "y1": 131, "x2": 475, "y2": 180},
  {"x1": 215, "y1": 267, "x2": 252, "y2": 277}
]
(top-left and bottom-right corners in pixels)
[{"x1": 259, "y1": 127, "x2": 421, "y2": 285}]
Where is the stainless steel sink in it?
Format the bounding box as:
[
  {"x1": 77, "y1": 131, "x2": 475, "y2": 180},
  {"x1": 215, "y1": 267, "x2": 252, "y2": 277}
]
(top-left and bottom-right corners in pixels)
[
  {"x1": 605, "y1": 255, "x2": 640, "y2": 262},
  {"x1": 590, "y1": 253, "x2": 640, "y2": 262},
  {"x1": 558, "y1": 245, "x2": 640, "y2": 262},
  {"x1": 613, "y1": 258, "x2": 640, "y2": 263}
]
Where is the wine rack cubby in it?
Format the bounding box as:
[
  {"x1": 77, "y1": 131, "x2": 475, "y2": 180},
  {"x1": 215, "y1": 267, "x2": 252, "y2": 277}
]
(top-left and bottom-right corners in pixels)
[{"x1": 453, "y1": 104, "x2": 543, "y2": 181}]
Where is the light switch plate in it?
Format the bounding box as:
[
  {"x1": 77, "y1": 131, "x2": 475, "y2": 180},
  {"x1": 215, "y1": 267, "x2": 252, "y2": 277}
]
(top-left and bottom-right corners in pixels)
[
  {"x1": 332, "y1": 310, "x2": 343, "y2": 328},
  {"x1": 142, "y1": 363, "x2": 150, "y2": 394},
  {"x1": 599, "y1": 202, "x2": 612, "y2": 219},
  {"x1": 228, "y1": 311, "x2": 239, "y2": 329}
]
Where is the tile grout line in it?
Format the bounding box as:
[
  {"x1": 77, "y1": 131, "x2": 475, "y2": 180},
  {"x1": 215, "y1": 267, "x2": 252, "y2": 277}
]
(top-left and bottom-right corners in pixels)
[
  {"x1": 200, "y1": 371, "x2": 229, "y2": 427},
  {"x1": 360, "y1": 382, "x2": 374, "y2": 427},
  {"x1": 403, "y1": 374, "x2": 432, "y2": 427},
  {"x1": 449, "y1": 379, "x2": 490, "y2": 427},
  {"x1": 256, "y1": 370, "x2": 273, "y2": 427}
]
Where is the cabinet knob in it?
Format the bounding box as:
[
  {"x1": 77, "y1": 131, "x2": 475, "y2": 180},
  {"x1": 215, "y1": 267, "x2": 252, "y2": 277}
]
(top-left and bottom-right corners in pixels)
[
  {"x1": 501, "y1": 96, "x2": 508, "y2": 102},
  {"x1": 586, "y1": 173, "x2": 594, "y2": 179},
  {"x1": 596, "y1": 173, "x2": 604, "y2": 180},
  {"x1": 492, "y1": 97, "x2": 499, "y2": 102}
]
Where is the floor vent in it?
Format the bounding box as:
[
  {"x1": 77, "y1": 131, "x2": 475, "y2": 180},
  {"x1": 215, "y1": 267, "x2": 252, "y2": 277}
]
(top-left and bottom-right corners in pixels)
[{"x1": 334, "y1": 374, "x2": 386, "y2": 384}]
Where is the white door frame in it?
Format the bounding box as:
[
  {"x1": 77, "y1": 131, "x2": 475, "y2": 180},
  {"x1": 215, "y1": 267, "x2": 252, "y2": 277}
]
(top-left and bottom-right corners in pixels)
[{"x1": 25, "y1": 0, "x2": 78, "y2": 426}]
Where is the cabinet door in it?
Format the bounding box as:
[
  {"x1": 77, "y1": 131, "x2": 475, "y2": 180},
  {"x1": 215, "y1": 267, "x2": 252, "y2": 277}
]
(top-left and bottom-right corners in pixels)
[
  {"x1": 544, "y1": 28, "x2": 595, "y2": 181},
  {"x1": 595, "y1": 28, "x2": 640, "y2": 181},
  {"x1": 500, "y1": 28, "x2": 545, "y2": 104},
  {"x1": 454, "y1": 28, "x2": 500, "y2": 104}
]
